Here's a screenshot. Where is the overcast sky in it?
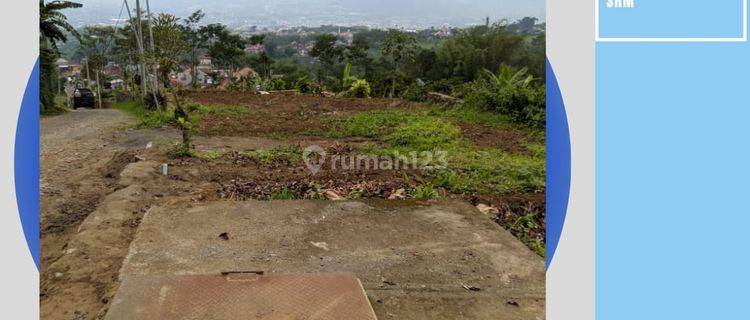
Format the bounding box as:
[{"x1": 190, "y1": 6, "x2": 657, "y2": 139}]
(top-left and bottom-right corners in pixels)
[{"x1": 65, "y1": 0, "x2": 545, "y2": 28}]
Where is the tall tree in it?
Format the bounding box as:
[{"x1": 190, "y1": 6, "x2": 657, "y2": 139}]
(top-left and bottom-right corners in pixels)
[
  {"x1": 40, "y1": 0, "x2": 81, "y2": 49},
  {"x1": 310, "y1": 33, "x2": 344, "y2": 83},
  {"x1": 345, "y1": 35, "x2": 372, "y2": 76},
  {"x1": 181, "y1": 10, "x2": 206, "y2": 89},
  {"x1": 249, "y1": 34, "x2": 273, "y2": 78},
  {"x1": 381, "y1": 30, "x2": 418, "y2": 97},
  {"x1": 199, "y1": 24, "x2": 246, "y2": 71},
  {"x1": 149, "y1": 14, "x2": 189, "y2": 88},
  {"x1": 39, "y1": 0, "x2": 82, "y2": 113}
]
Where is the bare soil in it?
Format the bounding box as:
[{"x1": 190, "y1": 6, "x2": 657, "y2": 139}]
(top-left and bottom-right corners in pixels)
[
  {"x1": 186, "y1": 91, "x2": 536, "y2": 155},
  {"x1": 184, "y1": 92, "x2": 545, "y2": 253},
  {"x1": 40, "y1": 94, "x2": 545, "y2": 319}
]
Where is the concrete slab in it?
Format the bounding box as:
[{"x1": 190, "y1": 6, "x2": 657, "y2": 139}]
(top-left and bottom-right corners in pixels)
[
  {"x1": 110, "y1": 200, "x2": 545, "y2": 319},
  {"x1": 106, "y1": 272, "x2": 377, "y2": 320}
]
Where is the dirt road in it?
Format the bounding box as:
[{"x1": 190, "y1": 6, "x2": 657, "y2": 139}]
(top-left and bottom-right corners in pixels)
[
  {"x1": 40, "y1": 109, "x2": 133, "y2": 262},
  {"x1": 40, "y1": 109, "x2": 138, "y2": 319}
]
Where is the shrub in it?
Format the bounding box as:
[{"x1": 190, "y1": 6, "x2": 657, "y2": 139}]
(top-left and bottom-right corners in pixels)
[
  {"x1": 296, "y1": 77, "x2": 312, "y2": 94},
  {"x1": 402, "y1": 82, "x2": 428, "y2": 102},
  {"x1": 344, "y1": 79, "x2": 371, "y2": 98},
  {"x1": 270, "y1": 78, "x2": 286, "y2": 91},
  {"x1": 463, "y1": 83, "x2": 545, "y2": 128},
  {"x1": 144, "y1": 91, "x2": 167, "y2": 111},
  {"x1": 413, "y1": 185, "x2": 438, "y2": 200}
]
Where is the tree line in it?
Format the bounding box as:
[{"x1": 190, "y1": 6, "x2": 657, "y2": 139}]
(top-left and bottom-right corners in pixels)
[{"x1": 41, "y1": 1, "x2": 545, "y2": 127}]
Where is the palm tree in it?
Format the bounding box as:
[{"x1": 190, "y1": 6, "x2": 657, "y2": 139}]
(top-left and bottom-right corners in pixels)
[
  {"x1": 39, "y1": 0, "x2": 81, "y2": 113},
  {"x1": 40, "y1": 0, "x2": 82, "y2": 49}
]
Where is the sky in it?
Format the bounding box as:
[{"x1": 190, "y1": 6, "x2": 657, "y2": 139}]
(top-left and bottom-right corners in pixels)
[{"x1": 65, "y1": 0, "x2": 545, "y2": 29}]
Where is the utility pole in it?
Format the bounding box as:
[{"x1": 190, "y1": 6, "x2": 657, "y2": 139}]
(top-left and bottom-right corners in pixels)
[
  {"x1": 131, "y1": 0, "x2": 148, "y2": 99},
  {"x1": 145, "y1": 0, "x2": 161, "y2": 110},
  {"x1": 95, "y1": 71, "x2": 102, "y2": 109},
  {"x1": 123, "y1": 0, "x2": 143, "y2": 104},
  {"x1": 84, "y1": 58, "x2": 91, "y2": 88}
]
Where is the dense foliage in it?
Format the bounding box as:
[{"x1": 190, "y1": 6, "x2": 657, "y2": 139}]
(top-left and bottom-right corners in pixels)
[{"x1": 56, "y1": 12, "x2": 545, "y2": 126}]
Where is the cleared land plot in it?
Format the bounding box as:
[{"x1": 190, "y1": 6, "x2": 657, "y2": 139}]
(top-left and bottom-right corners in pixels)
[{"x1": 110, "y1": 200, "x2": 545, "y2": 319}]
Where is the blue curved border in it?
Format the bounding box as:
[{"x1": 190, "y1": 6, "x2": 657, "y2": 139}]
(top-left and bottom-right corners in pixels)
[
  {"x1": 546, "y1": 59, "x2": 571, "y2": 269},
  {"x1": 16, "y1": 59, "x2": 40, "y2": 269}
]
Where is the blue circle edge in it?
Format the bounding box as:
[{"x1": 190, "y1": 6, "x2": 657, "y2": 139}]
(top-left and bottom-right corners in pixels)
[
  {"x1": 546, "y1": 59, "x2": 571, "y2": 269},
  {"x1": 17, "y1": 58, "x2": 41, "y2": 269}
]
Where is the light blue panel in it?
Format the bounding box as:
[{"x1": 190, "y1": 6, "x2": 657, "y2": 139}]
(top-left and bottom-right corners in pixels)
[
  {"x1": 599, "y1": 0, "x2": 744, "y2": 38},
  {"x1": 596, "y1": 41, "x2": 750, "y2": 318}
]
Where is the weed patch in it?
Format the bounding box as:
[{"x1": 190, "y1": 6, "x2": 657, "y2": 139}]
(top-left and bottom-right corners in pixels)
[
  {"x1": 246, "y1": 145, "x2": 303, "y2": 163},
  {"x1": 114, "y1": 100, "x2": 173, "y2": 129}
]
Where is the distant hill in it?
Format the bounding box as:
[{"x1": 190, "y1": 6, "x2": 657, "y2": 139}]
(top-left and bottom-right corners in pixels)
[{"x1": 64, "y1": 0, "x2": 545, "y2": 28}]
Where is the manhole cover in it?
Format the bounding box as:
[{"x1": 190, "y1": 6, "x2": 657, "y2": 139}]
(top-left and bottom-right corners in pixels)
[{"x1": 106, "y1": 272, "x2": 378, "y2": 320}]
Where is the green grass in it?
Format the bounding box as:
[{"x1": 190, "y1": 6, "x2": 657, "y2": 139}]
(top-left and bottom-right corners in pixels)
[
  {"x1": 186, "y1": 102, "x2": 248, "y2": 117},
  {"x1": 324, "y1": 110, "x2": 418, "y2": 138},
  {"x1": 194, "y1": 150, "x2": 225, "y2": 160},
  {"x1": 384, "y1": 118, "x2": 463, "y2": 152},
  {"x1": 246, "y1": 145, "x2": 303, "y2": 163},
  {"x1": 323, "y1": 109, "x2": 545, "y2": 196},
  {"x1": 269, "y1": 188, "x2": 299, "y2": 200},
  {"x1": 427, "y1": 106, "x2": 513, "y2": 129},
  {"x1": 412, "y1": 185, "x2": 439, "y2": 200},
  {"x1": 114, "y1": 100, "x2": 174, "y2": 129}
]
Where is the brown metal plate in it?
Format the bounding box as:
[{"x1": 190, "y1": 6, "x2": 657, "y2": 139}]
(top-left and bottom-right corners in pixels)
[{"x1": 106, "y1": 272, "x2": 378, "y2": 320}]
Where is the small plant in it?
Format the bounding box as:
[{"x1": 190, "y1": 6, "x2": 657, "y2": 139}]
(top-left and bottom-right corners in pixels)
[
  {"x1": 270, "y1": 188, "x2": 299, "y2": 200},
  {"x1": 270, "y1": 78, "x2": 286, "y2": 91},
  {"x1": 413, "y1": 185, "x2": 438, "y2": 200},
  {"x1": 344, "y1": 79, "x2": 371, "y2": 98},
  {"x1": 348, "y1": 189, "x2": 364, "y2": 199},
  {"x1": 171, "y1": 90, "x2": 195, "y2": 157},
  {"x1": 296, "y1": 77, "x2": 312, "y2": 94},
  {"x1": 195, "y1": 150, "x2": 224, "y2": 160},
  {"x1": 432, "y1": 169, "x2": 460, "y2": 191},
  {"x1": 246, "y1": 145, "x2": 303, "y2": 163}
]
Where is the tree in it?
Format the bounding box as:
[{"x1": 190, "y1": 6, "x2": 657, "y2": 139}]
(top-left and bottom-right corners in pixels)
[
  {"x1": 149, "y1": 14, "x2": 189, "y2": 88},
  {"x1": 78, "y1": 26, "x2": 116, "y2": 86},
  {"x1": 381, "y1": 30, "x2": 418, "y2": 97},
  {"x1": 249, "y1": 34, "x2": 266, "y2": 46},
  {"x1": 248, "y1": 34, "x2": 273, "y2": 78},
  {"x1": 310, "y1": 33, "x2": 344, "y2": 84},
  {"x1": 39, "y1": 0, "x2": 82, "y2": 113},
  {"x1": 181, "y1": 10, "x2": 206, "y2": 88},
  {"x1": 40, "y1": 0, "x2": 81, "y2": 50},
  {"x1": 200, "y1": 24, "x2": 246, "y2": 71},
  {"x1": 257, "y1": 52, "x2": 274, "y2": 78},
  {"x1": 345, "y1": 35, "x2": 372, "y2": 76}
]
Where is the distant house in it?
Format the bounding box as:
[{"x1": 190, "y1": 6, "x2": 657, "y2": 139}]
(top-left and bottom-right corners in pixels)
[
  {"x1": 234, "y1": 66, "x2": 258, "y2": 80},
  {"x1": 339, "y1": 31, "x2": 354, "y2": 44},
  {"x1": 172, "y1": 66, "x2": 214, "y2": 88},
  {"x1": 434, "y1": 25, "x2": 453, "y2": 37},
  {"x1": 103, "y1": 63, "x2": 123, "y2": 78},
  {"x1": 56, "y1": 58, "x2": 81, "y2": 78},
  {"x1": 195, "y1": 55, "x2": 215, "y2": 76}
]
